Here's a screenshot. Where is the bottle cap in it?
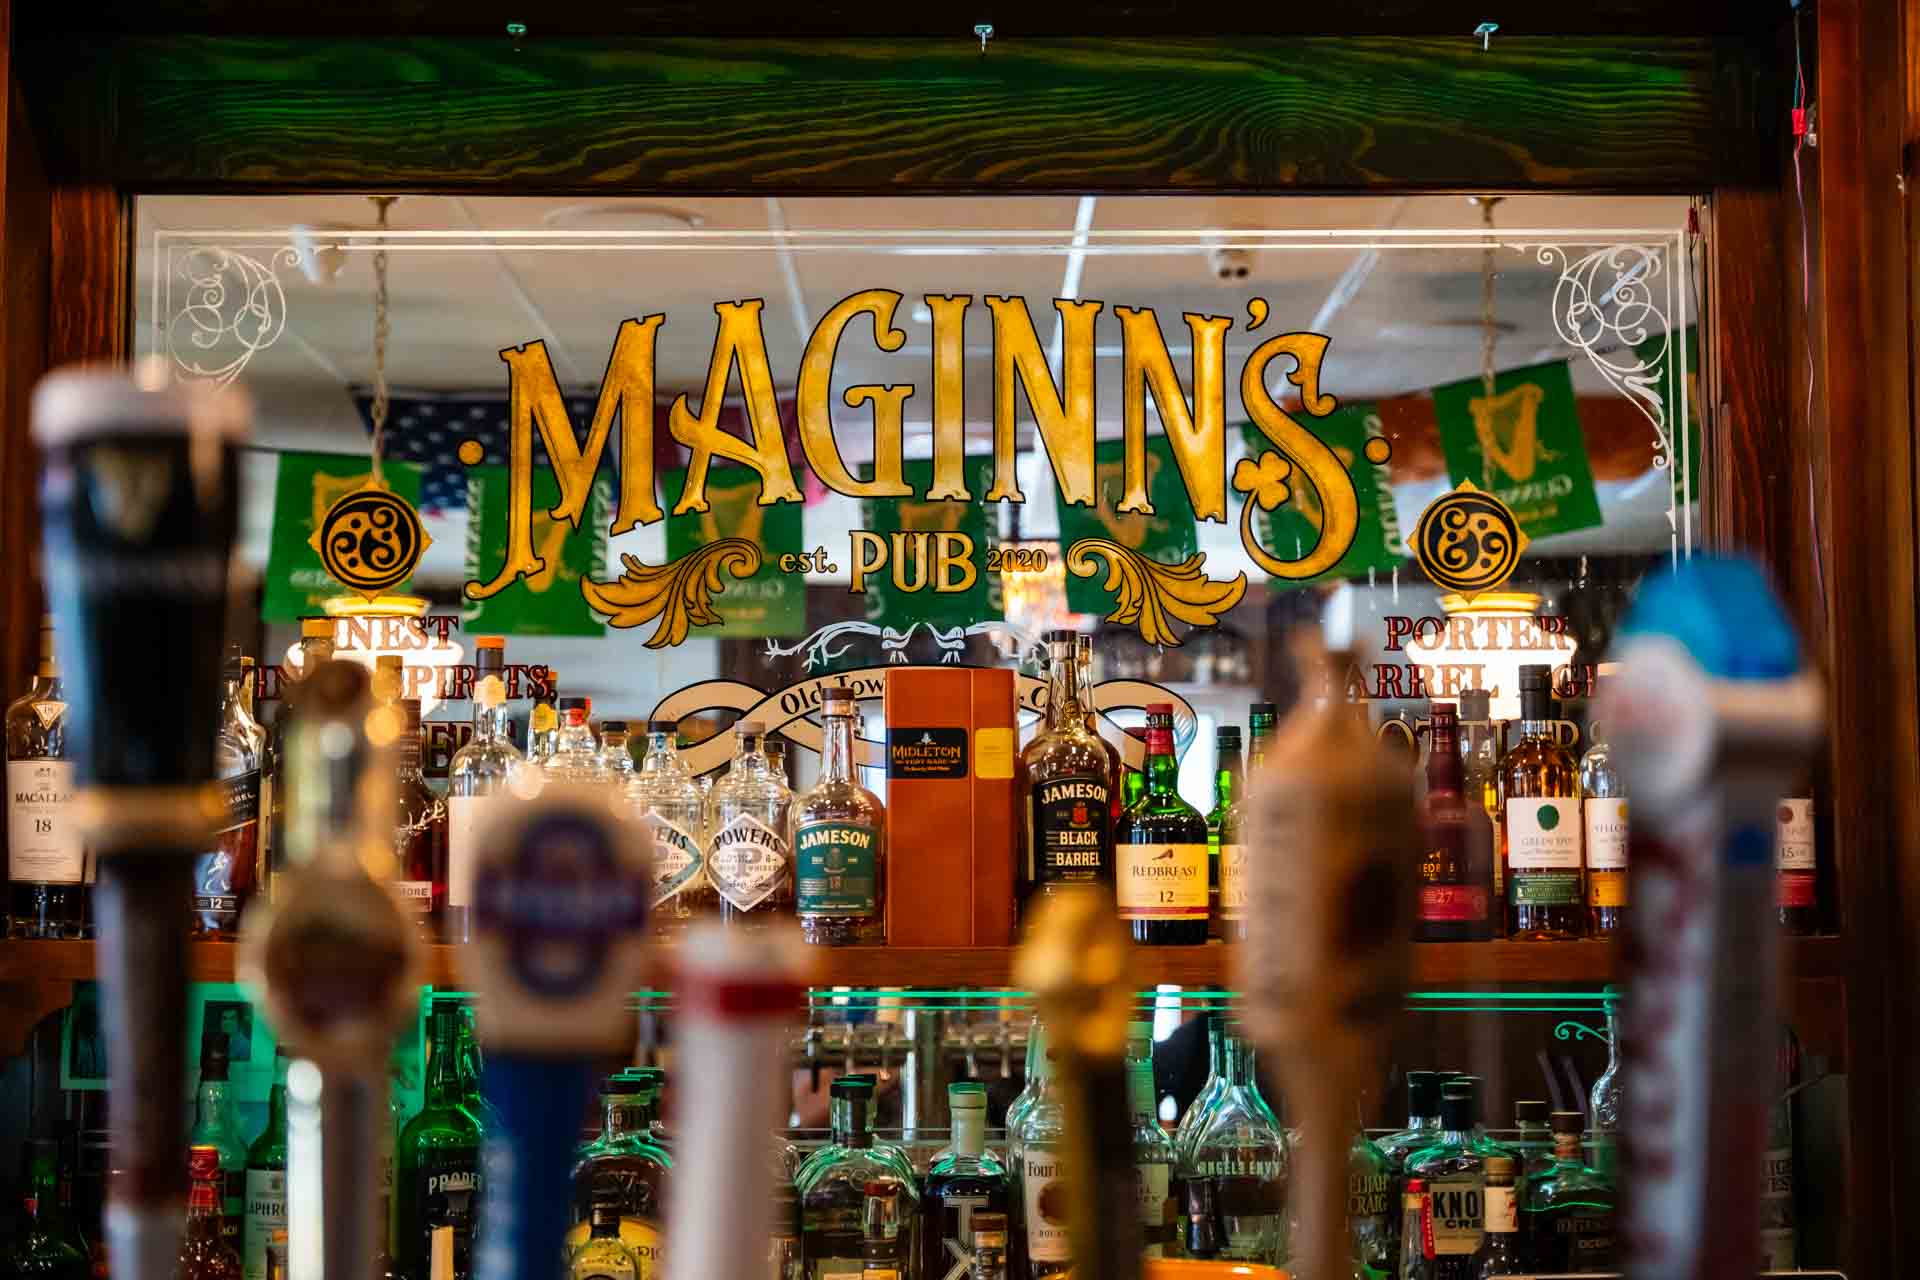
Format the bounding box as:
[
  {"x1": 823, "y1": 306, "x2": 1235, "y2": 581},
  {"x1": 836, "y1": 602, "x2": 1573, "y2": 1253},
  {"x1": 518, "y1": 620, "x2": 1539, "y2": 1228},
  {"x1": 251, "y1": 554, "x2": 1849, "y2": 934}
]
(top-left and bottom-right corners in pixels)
[
  {"x1": 646, "y1": 719, "x2": 678, "y2": 734},
  {"x1": 474, "y1": 635, "x2": 505, "y2": 651},
  {"x1": 601, "y1": 720, "x2": 628, "y2": 733},
  {"x1": 201, "y1": 1030, "x2": 231, "y2": 1079},
  {"x1": 736, "y1": 719, "x2": 765, "y2": 736},
  {"x1": 822, "y1": 686, "x2": 855, "y2": 712},
  {"x1": 830, "y1": 1076, "x2": 875, "y2": 1098},
  {"x1": 947, "y1": 1082, "x2": 987, "y2": 1107},
  {"x1": 1515, "y1": 1099, "x2": 1549, "y2": 1125},
  {"x1": 1250, "y1": 701, "x2": 1277, "y2": 717},
  {"x1": 602, "y1": 1074, "x2": 646, "y2": 1096},
  {"x1": 1215, "y1": 725, "x2": 1241, "y2": 746},
  {"x1": 559, "y1": 696, "x2": 589, "y2": 711},
  {"x1": 1406, "y1": 1070, "x2": 1441, "y2": 1114},
  {"x1": 187, "y1": 1144, "x2": 221, "y2": 1181},
  {"x1": 1485, "y1": 1155, "x2": 1515, "y2": 1177},
  {"x1": 1439, "y1": 1085, "x2": 1477, "y2": 1130},
  {"x1": 1460, "y1": 688, "x2": 1491, "y2": 720},
  {"x1": 300, "y1": 617, "x2": 333, "y2": 639},
  {"x1": 1146, "y1": 702, "x2": 1173, "y2": 716},
  {"x1": 1519, "y1": 664, "x2": 1553, "y2": 690},
  {"x1": 1044, "y1": 628, "x2": 1077, "y2": 646},
  {"x1": 1550, "y1": 1110, "x2": 1585, "y2": 1135}
]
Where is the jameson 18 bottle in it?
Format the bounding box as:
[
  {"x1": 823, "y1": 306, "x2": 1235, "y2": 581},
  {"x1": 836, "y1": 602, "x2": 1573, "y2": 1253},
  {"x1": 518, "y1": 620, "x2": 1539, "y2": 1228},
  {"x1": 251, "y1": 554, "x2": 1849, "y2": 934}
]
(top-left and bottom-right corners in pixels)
[
  {"x1": 1021, "y1": 630, "x2": 1113, "y2": 909},
  {"x1": 1114, "y1": 703, "x2": 1209, "y2": 945},
  {"x1": 793, "y1": 686, "x2": 885, "y2": 945},
  {"x1": 706, "y1": 720, "x2": 795, "y2": 928},
  {"x1": 1776, "y1": 795, "x2": 1817, "y2": 933},
  {"x1": 1205, "y1": 726, "x2": 1241, "y2": 941},
  {"x1": 1499, "y1": 665, "x2": 1585, "y2": 940},
  {"x1": 6, "y1": 614, "x2": 84, "y2": 938},
  {"x1": 1417, "y1": 704, "x2": 1494, "y2": 941}
]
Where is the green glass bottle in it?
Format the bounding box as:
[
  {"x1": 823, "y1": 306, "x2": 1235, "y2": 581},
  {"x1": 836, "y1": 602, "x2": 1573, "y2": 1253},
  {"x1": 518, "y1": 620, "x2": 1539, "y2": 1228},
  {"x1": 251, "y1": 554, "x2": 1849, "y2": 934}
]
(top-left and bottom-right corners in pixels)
[
  {"x1": 1114, "y1": 704, "x2": 1210, "y2": 945},
  {"x1": 568, "y1": 1074, "x2": 671, "y2": 1275},
  {"x1": 1402, "y1": 1083, "x2": 1517, "y2": 1280},
  {"x1": 567, "y1": 1186, "x2": 643, "y2": 1280},
  {"x1": 453, "y1": 1005, "x2": 502, "y2": 1134},
  {"x1": 8, "y1": 1140, "x2": 87, "y2": 1280},
  {"x1": 1348, "y1": 1128, "x2": 1396, "y2": 1280},
  {"x1": 1245, "y1": 703, "x2": 1277, "y2": 769},
  {"x1": 1375, "y1": 1072, "x2": 1444, "y2": 1172},
  {"x1": 243, "y1": 1050, "x2": 290, "y2": 1280},
  {"x1": 189, "y1": 1031, "x2": 248, "y2": 1249},
  {"x1": 1522, "y1": 1111, "x2": 1615, "y2": 1274},
  {"x1": 1205, "y1": 726, "x2": 1241, "y2": 942},
  {"x1": 1120, "y1": 728, "x2": 1148, "y2": 812},
  {"x1": 396, "y1": 1001, "x2": 484, "y2": 1280}
]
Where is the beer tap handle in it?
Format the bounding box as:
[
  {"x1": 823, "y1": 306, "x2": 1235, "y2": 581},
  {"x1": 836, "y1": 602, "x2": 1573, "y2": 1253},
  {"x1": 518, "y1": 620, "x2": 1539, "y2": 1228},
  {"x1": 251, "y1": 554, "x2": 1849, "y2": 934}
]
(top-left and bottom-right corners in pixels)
[{"x1": 33, "y1": 365, "x2": 249, "y2": 1280}]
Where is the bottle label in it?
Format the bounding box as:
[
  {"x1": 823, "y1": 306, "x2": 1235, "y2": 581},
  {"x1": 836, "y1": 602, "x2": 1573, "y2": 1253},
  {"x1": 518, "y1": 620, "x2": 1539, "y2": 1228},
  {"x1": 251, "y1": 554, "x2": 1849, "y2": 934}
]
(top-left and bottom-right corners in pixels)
[
  {"x1": 30, "y1": 699, "x2": 66, "y2": 731},
  {"x1": 1419, "y1": 884, "x2": 1489, "y2": 923},
  {"x1": 394, "y1": 880, "x2": 433, "y2": 912},
  {"x1": 1218, "y1": 842, "x2": 1247, "y2": 919},
  {"x1": 1483, "y1": 1185, "x2": 1518, "y2": 1234},
  {"x1": 446, "y1": 795, "x2": 488, "y2": 909},
  {"x1": 708, "y1": 814, "x2": 789, "y2": 912},
  {"x1": 409, "y1": 1151, "x2": 481, "y2": 1279},
  {"x1": 1584, "y1": 798, "x2": 1629, "y2": 870},
  {"x1": 1115, "y1": 841, "x2": 1208, "y2": 919},
  {"x1": 1022, "y1": 1150, "x2": 1072, "y2": 1262},
  {"x1": 562, "y1": 1218, "x2": 663, "y2": 1277},
  {"x1": 1507, "y1": 797, "x2": 1583, "y2": 905},
  {"x1": 243, "y1": 1168, "x2": 287, "y2": 1280},
  {"x1": 794, "y1": 820, "x2": 879, "y2": 916},
  {"x1": 194, "y1": 769, "x2": 262, "y2": 926},
  {"x1": 530, "y1": 703, "x2": 558, "y2": 735},
  {"x1": 1135, "y1": 1159, "x2": 1172, "y2": 1254},
  {"x1": 642, "y1": 815, "x2": 704, "y2": 908},
  {"x1": 1028, "y1": 775, "x2": 1110, "y2": 886},
  {"x1": 6, "y1": 759, "x2": 81, "y2": 883},
  {"x1": 1426, "y1": 1177, "x2": 1483, "y2": 1255},
  {"x1": 1776, "y1": 798, "x2": 1815, "y2": 870}
]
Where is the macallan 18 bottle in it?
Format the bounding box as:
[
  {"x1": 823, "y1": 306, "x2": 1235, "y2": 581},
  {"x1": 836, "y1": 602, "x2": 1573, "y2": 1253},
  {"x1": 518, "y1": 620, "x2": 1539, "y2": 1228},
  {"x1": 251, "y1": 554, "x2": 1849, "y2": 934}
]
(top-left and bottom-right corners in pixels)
[{"x1": 6, "y1": 614, "x2": 84, "y2": 938}]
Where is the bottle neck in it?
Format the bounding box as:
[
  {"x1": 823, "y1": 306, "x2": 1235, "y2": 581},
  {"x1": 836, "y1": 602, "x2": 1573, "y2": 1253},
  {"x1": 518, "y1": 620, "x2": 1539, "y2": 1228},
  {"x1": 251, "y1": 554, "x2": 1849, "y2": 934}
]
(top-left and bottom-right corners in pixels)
[
  {"x1": 732, "y1": 734, "x2": 768, "y2": 775},
  {"x1": 1246, "y1": 723, "x2": 1274, "y2": 771},
  {"x1": 602, "y1": 733, "x2": 631, "y2": 763},
  {"x1": 952, "y1": 1104, "x2": 987, "y2": 1157},
  {"x1": 1144, "y1": 728, "x2": 1179, "y2": 795},
  {"x1": 1426, "y1": 726, "x2": 1464, "y2": 794},
  {"x1": 264, "y1": 1079, "x2": 288, "y2": 1136},
  {"x1": 187, "y1": 1175, "x2": 221, "y2": 1220},
  {"x1": 831, "y1": 1095, "x2": 874, "y2": 1148},
  {"x1": 1047, "y1": 649, "x2": 1081, "y2": 726},
  {"x1": 820, "y1": 712, "x2": 854, "y2": 784},
  {"x1": 606, "y1": 1096, "x2": 652, "y2": 1140},
  {"x1": 642, "y1": 732, "x2": 680, "y2": 773},
  {"x1": 426, "y1": 1011, "x2": 463, "y2": 1103},
  {"x1": 470, "y1": 665, "x2": 510, "y2": 740},
  {"x1": 1553, "y1": 1133, "x2": 1582, "y2": 1163},
  {"x1": 397, "y1": 711, "x2": 424, "y2": 776},
  {"x1": 557, "y1": 712, "x2": 594, "y2": 753},
  {"x1": 1213, "y1": 748, "x2": 1240, "y2": 809}
]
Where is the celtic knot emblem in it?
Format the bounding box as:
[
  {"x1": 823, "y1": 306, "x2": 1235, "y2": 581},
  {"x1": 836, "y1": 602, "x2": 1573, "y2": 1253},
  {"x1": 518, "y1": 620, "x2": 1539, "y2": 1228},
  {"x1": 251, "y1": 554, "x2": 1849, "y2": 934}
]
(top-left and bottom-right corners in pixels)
[
  {"x1": 309, "y1": 484, "x2": 431, "y2": 598},
  {"x1": 1409, "y1": 480, "x2": 1529, "y2": 600}
]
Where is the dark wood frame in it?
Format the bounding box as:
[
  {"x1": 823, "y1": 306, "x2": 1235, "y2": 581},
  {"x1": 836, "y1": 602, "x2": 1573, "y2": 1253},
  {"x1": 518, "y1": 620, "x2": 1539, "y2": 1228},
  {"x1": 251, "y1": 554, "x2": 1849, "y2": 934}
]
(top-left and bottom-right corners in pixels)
[{"x1": 0, "y1": 6, "x2": 1908, "y2": 1275}]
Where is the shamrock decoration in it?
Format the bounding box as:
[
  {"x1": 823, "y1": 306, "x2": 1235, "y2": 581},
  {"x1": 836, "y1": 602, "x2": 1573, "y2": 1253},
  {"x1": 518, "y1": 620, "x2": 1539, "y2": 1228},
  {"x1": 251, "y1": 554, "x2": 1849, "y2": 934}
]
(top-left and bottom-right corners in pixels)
[{"x1": 1233, "y1": 450, "x2": 1295, "y2": 511}]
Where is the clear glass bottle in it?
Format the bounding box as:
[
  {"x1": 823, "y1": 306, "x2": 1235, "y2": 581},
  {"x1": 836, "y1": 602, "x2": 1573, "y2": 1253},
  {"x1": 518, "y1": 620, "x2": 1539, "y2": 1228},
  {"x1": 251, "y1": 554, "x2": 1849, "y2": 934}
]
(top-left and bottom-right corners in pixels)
[
  {"x1": 1418, "y1": 705, "x2": 1494, "y2": 942},
  {"x1": 1577, "y1": 706, "x2": 1627, "y2": 937},
  {"x1": 1127, "y1": 1023, "x2": 1178, "y2": 1258},
  {"x1": 600, "y1": 720, "x2": 637, "y2": 780},
  {"x1": 1473, "y1": 1156, "x2": 1523, "y2": 1279},
  {"x1": 793, "y1": 1077, "x2": 919, "y2": 1278},
  {"x1": 261, "y1": 618, "x2": 335, "y2": 904},
  {"x1": 1174, "y1": 1013, "x2": 1229, "y2": 1165},
  {"x1": 1402, "y1": 1083, "x2": 1515, "y2": 1280},
  {"x1": 1510, "y1": 1101, "x2": 1553, "y2": 1182},
  {"x1": 1183, "y1": 1030, "x2": 1290, "y2": 1266},
  {"x1": 628, "y1": 719, "x2": 713, "y2": 937},
  {"x1": 1523, "y1": 1111, "x2": 1615, "y2": 1274},
  {"x1": 528, "y1": 669, "x2": 560, "y2": 765},
  {"x1": 1019, "y1": 630, "x2": 1115, "y2": 912},
  {"x1": 921, "y1": 1082, "x2": 1010, "y2": 1280},
  {"x1": 568, "y1": 1187, "x2": 644, "y2": 1280},
  {"x1": 1003, "y1": 1021, "x2": 1041, "y2": 1155},
  {"x1": 244, "y1": 1050, "x2": 290, "y2": 1280},
  {"x1": 195, "y1": 650, "x2": 265, "y2": 938},
  {"x1": 1375, "y1": 1072, "x2": 1443, "y2": 1172},
  {"x1": 444, "y1": 637, "x2": 523, "y2": 943},
  {"x1": 1075, "y1": 634, "x2": 1122, "y2": 821},
  {"x1": 396, "y1": 1001, "x2": 484, "y2": 1280},
  {"x1": 793, "y1": 687, "x2": 886, "y2": 945},
  {"x1": 394, "y1": 698, "x2": 447, "y2": 939},
  {"x1": 1587, "y1": 995, "x2": 1622, "y2": 1179},
  {"x1": 1498, "y1": 665, "x2": 1584, "y2": 940},
  {"x1": 706, "y1": 720, "x2": 795, "y2": 928},
  {"x1": 769, "y1": 1183, "x2": 803, "y2": 1280},
  {"x1": 190, "y1": 1031, "x2": 248, "y2": 1249},
  {"x1": 179, "y1": 1146, "x2": 242, "y2": 1280},
  {"x1": 9, "y1": 1139, "x2": 87, "y2": 1280},
  {"x1": 6, "y1": 613, "x2": 84, "y2": 939},
  {"x1": 544, "y1": 697, "x2": 609, "y2": 783},
  {"x1": 1205, "y1": 725, "x2": 1241, "y2": 942},
  {"x1": 1114, "y1": 703, "x2": 1210, "y2": 945},
  {"x1": 1009, "y1": 1022, "x2": 1070, "y2": 1278},
  {"x1": 568, "y1": 1075, "x2": 671, "y2": 1270}
]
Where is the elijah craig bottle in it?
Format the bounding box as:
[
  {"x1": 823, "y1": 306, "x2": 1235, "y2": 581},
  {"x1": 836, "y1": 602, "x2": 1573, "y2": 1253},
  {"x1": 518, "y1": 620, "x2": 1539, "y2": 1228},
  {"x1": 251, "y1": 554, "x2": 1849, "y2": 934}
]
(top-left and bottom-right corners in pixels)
[
  {"x1": 1114, "y1": 703, "x2": 1209, "y2": 945},
  {"x1": 1021, "y1": 631, "x2": 1113, "y2": 911}
]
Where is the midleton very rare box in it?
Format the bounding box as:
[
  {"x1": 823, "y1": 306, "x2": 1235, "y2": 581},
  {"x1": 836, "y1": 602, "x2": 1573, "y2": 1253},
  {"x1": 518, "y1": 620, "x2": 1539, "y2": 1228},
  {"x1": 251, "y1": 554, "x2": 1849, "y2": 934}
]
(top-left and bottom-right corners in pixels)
[{"x1": 883, "y1": 666, "x2": 1018, "y2": 946}]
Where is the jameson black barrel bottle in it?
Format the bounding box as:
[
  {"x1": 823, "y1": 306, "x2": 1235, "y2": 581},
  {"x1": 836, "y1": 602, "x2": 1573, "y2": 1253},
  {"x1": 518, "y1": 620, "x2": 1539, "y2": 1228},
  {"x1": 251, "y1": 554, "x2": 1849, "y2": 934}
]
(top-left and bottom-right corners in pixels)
[{"x1": 1020, "y1": 631, "x2": 1114, "y2": 914}]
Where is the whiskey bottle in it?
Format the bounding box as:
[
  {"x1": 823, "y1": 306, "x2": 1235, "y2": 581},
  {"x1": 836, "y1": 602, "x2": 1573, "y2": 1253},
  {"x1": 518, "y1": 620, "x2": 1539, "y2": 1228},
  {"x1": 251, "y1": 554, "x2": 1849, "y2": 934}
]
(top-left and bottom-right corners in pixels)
[
  {"x1": 194, "y1": 651, "x2": 265, "y2": 939},
  {"x1": 189, "y1": 1031, "x2": 248, "y2": 1247},
  {"x1": 528, "y1": 671, "x2": 560, "y2": 765},
  {"x1": 1457, "y1": 689, "x2": 1503, "y2": 913},
  {"x1": 8, "y1": 1139, "x2": 87, "y2": 1280},
  {"x1": 1417, "y1": 705, "x2": 1494, "y2": 942},
  {"x1": 1114, "y1": 703, "x2": 1210, "y2": 945},
  {"x1": 1522, "y1": 1111, "x2": 1615, "y2": 1274},
  {"x1": 6, "y1": 613, "x2": 84, "y2": 938},
  {"x1": 261, "y1": 617, "x2": 336, "y2": 903},
  {"x1": 1021, "y1": 630, "x2": 1114, "y2": 910},
  {"x1": 1074, "y1": 634, "x2": 1122, "y2": 818},
  {"x1": 1182, "y1": 1031, "x2": 1289, "y2": 1265},
  {"x1": 1398, "y1": 1177, "x2": 1433, "y2": 1280},
  {"x1": 628, "y1": 720, "x2": 712, "y2": 936},
  {"x1": 1009, "y1": 1024, "x2": 1070, "y2": 1278},
  {"x1": 793, "y1": 686, "x2": 886, "y2": 945},
  {"x1": 1578, "y1": 697, "x2": 1627, "y2": 936},
  {"x1": 567, "y1": 1187, "x2": 644, "y2": 1280},
  {"x1": 1403, "y1": 1083, "x2": 1513, "y2": 1280},
  {"x1": 1126, "y1": 1023, "x2": 1178, "y2": 1258},
  {"x1": 919, "y1": 1082, "x2": 1009, "y2": 1280},
  {"x1": 1205, "y1": 725, "x2": 1241, "y2": 942},
  {"x1": 394, "y1": 698, "x2": 446, "y2": 937},
  {"x1": 1510, "y1": 1100, "x2": 1553, "y2": 1181},
  {"x1": 544, "y1": 697, "x2": 609, "y2": 783},
  {"x1": 1349, "y1": 1128, "x2": 1396, "y2": 1279},
  {"x1": 967, "y1": 1213, "x2": 1008, "y2": 1280},
  {"x1": 1776, "y1": 794, "x2": 1817, "y2": 933},
  {"x1": 1246, "y1": 702, "x2": 1278, "y2": 769},
  {"x1": 445, "y1": 637, "x2": 523, "y2": 943},
  {"x1": 600, "y1": 721, "x2": 638, "y2": 780},
  {"x1": 794, "y1": 1077, "x2": 919, "y2": 1278},
  {"x1": 567, "y1": 1074, "x2": 671, "y2": 1268},
  {"x1": 243, "y1": 1051, "x2": 289, "y2": 1280},
  {"x1": 1498, "y1": 665, "x2": 1585, "y2": 940},
  {"x1": 179, "y1": 1145, "x2": 242, "y2": 1280},
  {"x1": 397, "y1": 1000, "x2": 484, "y2": 1280},
  {"x1": 1474, "y1": 1156, "x2": 1523, "y2": 1278},
  {"x1": 1375, "y1": 1071, "x2": 1443, "y2": 1172},
  {"x1": 707, "y1": 720, "x2": 795, "y2": 928}
]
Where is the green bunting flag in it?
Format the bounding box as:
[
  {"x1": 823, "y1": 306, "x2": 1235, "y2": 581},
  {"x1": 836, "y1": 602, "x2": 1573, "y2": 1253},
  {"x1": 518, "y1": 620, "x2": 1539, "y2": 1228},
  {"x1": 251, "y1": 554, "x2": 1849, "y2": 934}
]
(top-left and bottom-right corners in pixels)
[
  {"x1": 860, "y1": 456, "x2": 1003, "y2": 631},
  {"x1": 462, "y1": 464, "x2": 609, "y2": 636},
  {"x1": 1241, "y1": 403, "x2": 1404, "y2": 590},
  {"x1": 661, "y1": 465, "x2": 805, "y2": 637},
  {"x1": 1057, "y1": 436, "x2": 1200, "y2": 616},
  {"x1": 1431, "y1": 360, "x2": 1604, "y2": 538},
  {"x1": 262, "y1": 453, "x2": 423, "y2": 623}
]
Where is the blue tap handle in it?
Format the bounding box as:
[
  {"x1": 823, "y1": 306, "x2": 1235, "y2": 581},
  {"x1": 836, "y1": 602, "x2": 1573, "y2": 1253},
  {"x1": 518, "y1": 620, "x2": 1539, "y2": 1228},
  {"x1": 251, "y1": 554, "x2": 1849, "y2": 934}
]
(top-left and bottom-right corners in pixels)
[{"x1": 475, "y1": 1056, "x2": 595, "y2": 1280}]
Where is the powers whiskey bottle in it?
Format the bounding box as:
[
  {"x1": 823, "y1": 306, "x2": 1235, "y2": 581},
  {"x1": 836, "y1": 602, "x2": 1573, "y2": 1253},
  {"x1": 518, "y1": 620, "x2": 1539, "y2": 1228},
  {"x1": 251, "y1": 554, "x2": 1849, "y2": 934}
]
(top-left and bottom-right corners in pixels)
[
  {"x1": 707, "y1": 720, "x2": 795, "y2": 928},
  {"x1": 1114, "y1": 703, "x2": 1209, "y2": 945},
  {"x1": 6, "y1": 614, "x2": 84, "y2": 938},
  {"x1": 1021, "y1": 630, "x2": 1113, "y2": 911},
  {"x1": 1499, "y1": 665, "x2": 1585, "y2": 940},
  {"x1": 793, "y1": 686, "x2": 885, "y2": 945}
]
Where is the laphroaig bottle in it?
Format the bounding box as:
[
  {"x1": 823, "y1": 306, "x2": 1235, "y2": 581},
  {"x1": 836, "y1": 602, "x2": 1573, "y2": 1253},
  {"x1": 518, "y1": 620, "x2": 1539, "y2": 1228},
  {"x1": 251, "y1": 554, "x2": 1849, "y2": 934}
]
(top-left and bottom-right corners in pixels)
[
  {"x1": 706, "y1": 720, "x2": 795, "y2": 927},
  {"x1": 1417, "y1": 704, "x2": 1494, "y2": 941},
  {"x1": 1126, "y1": 1023, "x2": 1178, "y2": 1257},
  {"x1": 1020, "y1": 630, "x2": 1115, "y2": 910},
  {"x1": 396, "y1": 1001, "x2": 484, "y2": 1280},
  {"x1": 794, "y1": 686, "x2": 886, "y2": 945},
  {"x1": 179, "y1": 1145, "x2": 242, "y2": 1280},
  {"x1": 920, "y1": 1082, "x2": 1009, "y2": 1279},
  {"x1": 1578, "y1": 694, "x2": 1627, "y2": 936},
  {"x1": 1498, "y1": 665, "x2": 1584, "y2": 940},
  {"x1": 6, "y1": 613, "x2": 85, "y2": 939},
  {"x1": 8, "y1": 1138, "x2": 87, "y2": 1280},
  {"x1": 1115, "y1": 703, "x2": 1210, "y2": 945},
  {"x1": 1205, "y1": 726, "x2": 1241, "y2": 942},
  {"x1": 244, "y1": 1050, "x2": 289, "y2": 1280},
  {"x1": 628, "y1": 719, "x2": 712, "y2": 936},
  {"x1": 445, "y1": 636, "x2": 522, "y2": 943},
  {"x1": 190, "y1": 1031, "x2": 248, "y2": 1248}
]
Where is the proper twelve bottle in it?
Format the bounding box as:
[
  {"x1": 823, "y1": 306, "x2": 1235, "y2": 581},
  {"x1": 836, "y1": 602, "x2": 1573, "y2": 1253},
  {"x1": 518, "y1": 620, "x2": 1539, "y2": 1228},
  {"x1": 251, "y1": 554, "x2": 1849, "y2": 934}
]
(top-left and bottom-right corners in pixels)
[{"x1": 792, "y1": 686, "x2": 886, "y2": 945}]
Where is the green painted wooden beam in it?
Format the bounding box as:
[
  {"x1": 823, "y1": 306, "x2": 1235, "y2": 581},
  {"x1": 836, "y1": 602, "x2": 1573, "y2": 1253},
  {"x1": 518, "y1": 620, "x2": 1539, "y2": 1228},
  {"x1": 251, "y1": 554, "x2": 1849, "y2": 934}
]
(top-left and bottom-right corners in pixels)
[{"x1": 24, "y1": 35, "x2": 1780, "y2": 192}]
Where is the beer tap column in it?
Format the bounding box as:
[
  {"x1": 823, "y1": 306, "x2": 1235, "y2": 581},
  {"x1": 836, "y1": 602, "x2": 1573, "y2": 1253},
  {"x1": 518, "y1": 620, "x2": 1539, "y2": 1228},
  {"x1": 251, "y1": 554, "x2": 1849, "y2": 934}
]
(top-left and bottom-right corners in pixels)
[
  {"x1": 1597, "y1": 559, "x2": 1823, "y2": 1280},
  {"x1": 32, "y1": 366, "x2": 249, "y2": 1280},
  {"x1": 460, "y1": 784, "x2": 651, "y2": 1280}
]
